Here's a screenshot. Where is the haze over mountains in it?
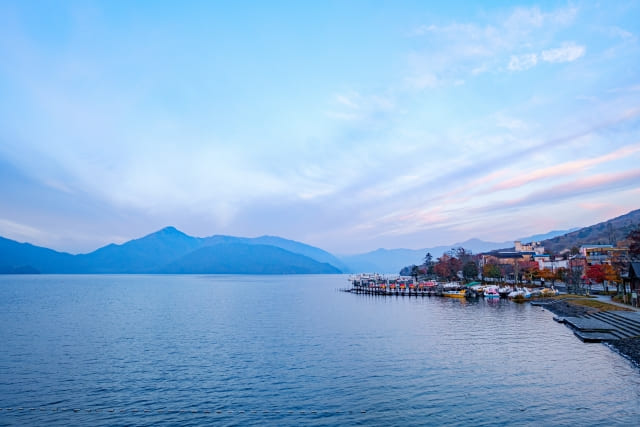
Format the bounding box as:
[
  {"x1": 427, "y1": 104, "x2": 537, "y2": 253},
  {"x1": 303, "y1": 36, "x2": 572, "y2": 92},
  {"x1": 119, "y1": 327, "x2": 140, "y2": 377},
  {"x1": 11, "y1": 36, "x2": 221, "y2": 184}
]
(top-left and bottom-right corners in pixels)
[
  {"x1": 0, "y1": 227, "x2": 342, "y2": 274},
  {"x1": 339, "y1": 233, "x2": 578, "y2": 274},
  {"x1": 1, "y1": 209, "x2": 638, "y2": 274}
]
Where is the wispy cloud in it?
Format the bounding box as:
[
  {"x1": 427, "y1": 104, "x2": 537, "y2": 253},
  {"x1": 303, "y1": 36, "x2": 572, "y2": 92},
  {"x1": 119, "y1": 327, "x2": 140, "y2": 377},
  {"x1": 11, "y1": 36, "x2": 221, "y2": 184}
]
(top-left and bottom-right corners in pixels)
[
  {"x1": 605, "y1": 26, "x2": 635, "y2": 40},
  {"x1": 508, "y1": 53, "x2": 538, "y2": 71},
  {"x1": 506, "y1": 170, "x2": 640, "y2": 210},
  {"x1": 508, "y1": 43, "x2": 585, "y2": 71},
  {"x1": 0, "y1": 218, "x2": 47, "y2": 242},
  {"x1": 326, "y1": 91, "x2": 396, "y2": 122},
  {"x1": 1, "y1": 1, "x2": 639, "y2": 254},
  {"x1": 490, "y1": 144, "x2": 640, "y2": 192},
  {"x1": 541, "y1": 43, "x2": 586, "y2": 63},
  {"x1": 408, "y1": 4, "x2": 581, "y2": 82}
]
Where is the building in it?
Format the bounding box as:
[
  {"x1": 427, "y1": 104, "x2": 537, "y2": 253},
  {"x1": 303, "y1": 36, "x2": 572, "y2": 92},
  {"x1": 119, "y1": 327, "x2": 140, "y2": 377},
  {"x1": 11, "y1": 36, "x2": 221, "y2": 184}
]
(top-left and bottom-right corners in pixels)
[
  {"x1": 514, "y1": 240, "x2": 545, "y2": 255},
  {"x1": 480, "y1": 241, "x2": 547, "y2": 268},
  {"x1": 625, "y1": 263, "x2": 640, "y2": 307},
  {"x1": 537, "y1": 258, "x2": 569, "y2": 271},
  {"x1": 580, "y1": 244, "x2": 629, "y2": 266},
  {"x1": 480, "y1": 241, "x2": 551, "y2": 281}
]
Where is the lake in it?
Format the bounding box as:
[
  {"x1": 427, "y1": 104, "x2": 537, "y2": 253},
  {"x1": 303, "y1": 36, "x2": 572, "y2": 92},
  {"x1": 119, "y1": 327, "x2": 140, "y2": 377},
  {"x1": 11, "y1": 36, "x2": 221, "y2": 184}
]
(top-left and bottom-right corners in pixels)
[{"x1": 1, "y1": 274, "x2": 639, "y2": 426}]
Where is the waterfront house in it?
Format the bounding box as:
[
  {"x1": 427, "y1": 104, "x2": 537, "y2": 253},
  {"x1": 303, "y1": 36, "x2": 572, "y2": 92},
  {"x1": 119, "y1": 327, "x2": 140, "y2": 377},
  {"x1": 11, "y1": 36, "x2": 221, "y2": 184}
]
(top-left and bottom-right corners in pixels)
[
  {"x1": 580, "y1": 244, "x2": 629, "y2": 266},
  {"x1": 537, "y1": 258, "x2": 569, "y2": 271},
  {"x1": 514, "y1": 240, "x2": 546, "y2": 255},
  {"x1": 480, "y1": 240, "x2": 546, "y2": 268}
]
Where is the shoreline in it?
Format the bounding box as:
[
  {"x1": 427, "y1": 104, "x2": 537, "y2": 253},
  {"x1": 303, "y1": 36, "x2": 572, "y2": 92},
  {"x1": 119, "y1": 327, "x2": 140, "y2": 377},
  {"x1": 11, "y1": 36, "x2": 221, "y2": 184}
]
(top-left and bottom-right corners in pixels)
[{"x1": 539, "y1": 298, "x2": 640, "y2": 367}]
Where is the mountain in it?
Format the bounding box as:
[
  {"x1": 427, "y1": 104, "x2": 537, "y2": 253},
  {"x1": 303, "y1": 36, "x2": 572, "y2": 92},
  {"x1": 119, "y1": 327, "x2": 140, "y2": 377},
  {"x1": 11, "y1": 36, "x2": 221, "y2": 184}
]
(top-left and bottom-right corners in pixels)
[
  {"x1": 74, "y1": 226, "x2": 203, "y2": 273},
  {"x1": 518, "y1": 228, "x2": 579, "y2": 243},
  {"x1": 3, "y1": 209, "x2": 637, "y2": 275},
  {"x1": 339, "y1": 248, "x2": 421, "y2": 274},
  {"x1": 158, "y1": 243, "x2": 341, "y2": 274},
  {"x1": 539, "y1": 209, "x2": 640, "y2": 254},
  {"x1": 0, "y1": 227, "x2": 345, "y2": 274},
  {"x1": 201, "y1": 234, "x2": 349, "y2": 272},
  {"x1": 339, "y1": 238, "x2": 512, "y2": 274},
  {"x1": 0, "y1": 236, "x2": 76, "y2": 273}
]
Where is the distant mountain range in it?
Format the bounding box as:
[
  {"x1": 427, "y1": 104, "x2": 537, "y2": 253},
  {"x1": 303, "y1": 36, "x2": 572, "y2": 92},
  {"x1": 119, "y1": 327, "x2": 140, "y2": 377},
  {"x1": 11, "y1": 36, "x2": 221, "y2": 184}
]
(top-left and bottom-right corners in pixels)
[
  {"x1": 1, "y1": 209, "x2": 638, "y2": 274},
  {"x1": 338, "y1": 238, "x2": 513, "y2": 274},
  {"x1": 517, "y1": 228, "x2": 580, "y2": 243},
  {"x1": 339, "y1": 231, "x2": 582, "y2": 274},
  {"x1": 0, "y1": 227, "x2": 341, "y2": 274}
]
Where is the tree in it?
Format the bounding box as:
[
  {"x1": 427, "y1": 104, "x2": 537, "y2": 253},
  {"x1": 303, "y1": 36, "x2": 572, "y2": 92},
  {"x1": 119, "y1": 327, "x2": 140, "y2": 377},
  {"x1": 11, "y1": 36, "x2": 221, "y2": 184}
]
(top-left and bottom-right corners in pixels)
[
  {"x1": 628, "y1": 227, "x2": 640, "y2": 259},
  {"x1": 539, "y1": 268, "x2": 556, "y2": 286},
  {"x1": 555, "y1": 267, "x2": 568, "y2": 284},
  {"x1": 520, "y1": 261, "x2": 539, "y2": 284},
  {"x1": 453, "y1": 247, "x2": 473, "y2": 265},
  {"x1": 611, "y1": 248, "x2": 630, "y2": 296},
  {"x1": 567, "y1": 259, "x2": 585, "y2": 294},
  {"x1": 410, "y1": 265, "x2": 420, "y2": 281},
  {"x1": 424, "y1": 252, "x2": 433, "y2": 267},
  {"x1": 434, "y1": 253, "x2": 462, "y2": 281},
  {"x1": 586, "y1": 265, "x2": 606, "y2": 290},
  {"x1": 570, "y1": 246, "x2": 580, "y2": 255},
  {"x1": 423, "y1": 252, "x2": 435, "y2": 276},
  {"x1": 433, "y1": 254, "x2": 451, "y2": 279},
  {"x1": 462, "y1": 261, "x2": 478, "y2": 281},
  {"x1": 483, "y1": 263, "x2": 501, "y2": 282},
  {"x1": 602, "y1": 263, "x2": 619, "y2": 292}
]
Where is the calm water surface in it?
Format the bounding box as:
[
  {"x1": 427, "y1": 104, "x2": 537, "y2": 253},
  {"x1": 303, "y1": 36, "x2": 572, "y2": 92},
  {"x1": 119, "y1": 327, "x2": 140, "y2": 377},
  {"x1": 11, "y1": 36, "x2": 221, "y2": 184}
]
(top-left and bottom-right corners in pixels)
[{"x1": 1, "y1": 274, "x2": 639, "y2": 426}]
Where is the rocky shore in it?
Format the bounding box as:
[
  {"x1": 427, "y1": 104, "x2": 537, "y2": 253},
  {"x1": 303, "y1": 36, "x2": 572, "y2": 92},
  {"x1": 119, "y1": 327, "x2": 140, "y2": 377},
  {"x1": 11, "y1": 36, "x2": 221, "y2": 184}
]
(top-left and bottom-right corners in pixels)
[
  {"x1": 608, "y1": 338, "x2": 640, "y2": 367},
  {"x1": 537, "y1": 299, "x2": 595, "y2": 318}
]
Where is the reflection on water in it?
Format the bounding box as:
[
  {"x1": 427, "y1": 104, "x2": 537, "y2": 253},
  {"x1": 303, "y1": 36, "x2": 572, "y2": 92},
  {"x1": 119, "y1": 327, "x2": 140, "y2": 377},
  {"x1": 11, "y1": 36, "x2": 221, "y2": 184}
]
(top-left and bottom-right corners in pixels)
[{"x1": 0, "y1": 274, "x2": 639, "y2": 426}]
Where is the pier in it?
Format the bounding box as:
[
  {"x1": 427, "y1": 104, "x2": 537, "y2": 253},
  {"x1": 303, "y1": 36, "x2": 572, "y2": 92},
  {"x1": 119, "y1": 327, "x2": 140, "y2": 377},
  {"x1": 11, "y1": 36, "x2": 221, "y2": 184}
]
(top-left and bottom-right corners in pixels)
[
  {"x1": 342, "y1": 274, "x2": 479, "y2": 298},
  {"x1": 342, "y1": 274, "x2": 561, "y2": 301}
]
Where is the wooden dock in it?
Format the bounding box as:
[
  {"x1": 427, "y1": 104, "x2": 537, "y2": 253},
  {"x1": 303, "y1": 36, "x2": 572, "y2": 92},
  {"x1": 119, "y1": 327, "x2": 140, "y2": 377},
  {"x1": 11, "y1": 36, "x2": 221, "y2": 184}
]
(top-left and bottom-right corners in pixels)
[
  {"x1": 343, "y1": 274, "x2": 460, "y2": 297},
  {"x1": 342, "y1": 287, "x2": 441, "y2": 297}
]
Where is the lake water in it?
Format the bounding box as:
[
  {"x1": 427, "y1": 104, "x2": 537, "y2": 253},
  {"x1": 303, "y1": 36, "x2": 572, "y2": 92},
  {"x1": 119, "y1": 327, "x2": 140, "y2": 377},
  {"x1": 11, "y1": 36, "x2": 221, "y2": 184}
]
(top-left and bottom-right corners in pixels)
[{"x1": 1, "y1": 274, "x2": 639, "y2": 426}]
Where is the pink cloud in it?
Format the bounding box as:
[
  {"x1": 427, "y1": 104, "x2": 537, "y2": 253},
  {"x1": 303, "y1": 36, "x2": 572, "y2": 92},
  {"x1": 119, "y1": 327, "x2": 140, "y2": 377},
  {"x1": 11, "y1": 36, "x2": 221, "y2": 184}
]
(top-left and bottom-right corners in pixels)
[{"x1": 489, "y1": 144, "x2": 640, "y2": 192}]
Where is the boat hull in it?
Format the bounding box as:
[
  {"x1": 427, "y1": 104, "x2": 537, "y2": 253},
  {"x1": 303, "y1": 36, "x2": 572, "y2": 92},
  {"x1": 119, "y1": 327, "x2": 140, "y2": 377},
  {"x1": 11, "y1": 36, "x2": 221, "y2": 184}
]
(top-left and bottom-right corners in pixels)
[{"x1": 442, "y1": 290, "x2": 466, "y2": 298}]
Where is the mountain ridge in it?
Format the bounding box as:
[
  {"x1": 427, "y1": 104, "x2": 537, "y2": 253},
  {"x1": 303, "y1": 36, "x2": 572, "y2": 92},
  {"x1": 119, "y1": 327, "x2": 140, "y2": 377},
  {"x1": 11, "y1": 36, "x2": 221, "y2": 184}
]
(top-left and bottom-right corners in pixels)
[
  {"x1": 158, "y1": 243, "x2": 341, "y2": 274},
  {"x1": 0, "y1": 228, "x2": 344, "y2": 274},
  {"x1": 1, "y1": 209, "x2": 638, "y2": 274},
  {"x1": 538, "y1": 209, "x2": 640, "y2": 254}
]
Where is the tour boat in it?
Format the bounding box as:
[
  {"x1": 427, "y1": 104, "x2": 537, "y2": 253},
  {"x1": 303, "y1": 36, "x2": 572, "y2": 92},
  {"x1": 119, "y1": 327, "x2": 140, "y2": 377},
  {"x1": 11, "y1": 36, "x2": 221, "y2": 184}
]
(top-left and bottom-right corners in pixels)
[{"x1": 442, "y1": 289, "x2": 466, "y2": 298}]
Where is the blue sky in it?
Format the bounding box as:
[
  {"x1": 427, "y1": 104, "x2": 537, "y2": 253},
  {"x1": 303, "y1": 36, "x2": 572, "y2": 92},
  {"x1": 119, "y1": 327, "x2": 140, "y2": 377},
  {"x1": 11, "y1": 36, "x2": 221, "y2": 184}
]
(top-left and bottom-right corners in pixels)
[{"x1": 1, "y1": 1, "x2": 639, "y2": 254}]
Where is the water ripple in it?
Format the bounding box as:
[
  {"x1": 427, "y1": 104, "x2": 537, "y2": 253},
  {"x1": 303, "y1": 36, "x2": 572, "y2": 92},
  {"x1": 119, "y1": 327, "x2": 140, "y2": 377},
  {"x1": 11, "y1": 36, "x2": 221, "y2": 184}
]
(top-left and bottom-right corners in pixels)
[{"x1": 0, "y1": 274, "x2": 639, "y2": 426}]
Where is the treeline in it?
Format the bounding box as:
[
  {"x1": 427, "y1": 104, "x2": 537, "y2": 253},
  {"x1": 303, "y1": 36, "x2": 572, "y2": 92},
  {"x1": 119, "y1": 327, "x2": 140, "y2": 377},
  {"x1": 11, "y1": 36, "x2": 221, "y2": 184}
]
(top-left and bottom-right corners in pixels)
[
  {"x1": 400, "y1": 247, "x2": 479, "y2": 281},
  {"x1": 400, "y1": 226, "x2": 640, "y2": 291}
]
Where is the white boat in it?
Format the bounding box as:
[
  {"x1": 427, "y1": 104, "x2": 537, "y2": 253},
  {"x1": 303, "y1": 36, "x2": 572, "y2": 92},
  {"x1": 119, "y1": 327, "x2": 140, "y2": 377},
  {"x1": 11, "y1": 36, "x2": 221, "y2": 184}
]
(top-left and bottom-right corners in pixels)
[
  {"x1": 540, "y1": 287, "x2": 559, "y2": 297},
  {"x1": 484, "y1": 286, "x2": 500, "y2": 298},
  {"x1": 498, "y1": 286, "x2": 512, "y2": 298},
  {"x1": 508, "y1": 287, "x2": 531, "y2": 299}
]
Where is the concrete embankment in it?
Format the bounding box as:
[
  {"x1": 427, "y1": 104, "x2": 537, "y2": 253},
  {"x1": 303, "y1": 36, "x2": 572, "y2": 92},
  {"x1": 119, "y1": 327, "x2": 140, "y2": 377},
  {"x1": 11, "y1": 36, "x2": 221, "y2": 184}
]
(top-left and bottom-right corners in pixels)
[{"x1": 536, "y1": 297, "x2": 640, "y2": 367}]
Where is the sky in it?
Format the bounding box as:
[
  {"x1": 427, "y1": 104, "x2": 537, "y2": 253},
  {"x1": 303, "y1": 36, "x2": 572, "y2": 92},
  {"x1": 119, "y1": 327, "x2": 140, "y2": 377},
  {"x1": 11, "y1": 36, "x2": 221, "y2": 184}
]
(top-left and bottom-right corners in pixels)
[{"x1": 1, "y1": 0, "x2": 639, "y2": 255}]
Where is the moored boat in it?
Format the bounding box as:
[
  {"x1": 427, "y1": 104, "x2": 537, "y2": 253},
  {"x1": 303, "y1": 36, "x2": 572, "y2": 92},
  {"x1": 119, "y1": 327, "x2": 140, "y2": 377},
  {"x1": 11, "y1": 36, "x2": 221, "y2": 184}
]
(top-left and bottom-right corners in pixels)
[
  {"x1": 540, "y1": 287, "x2": 559, "y2": 297},
  {"x1": 484, "y1": 286, "x2": 500, "y2": 298},
  {"x1": 442, "y1": 289, "x2": 466, "y2": 298},
  {"x1": 498, "y1": 286, "x2": 513, "y2": 298},
  {"x1": 508, "y1": 287, "x2": 532, "y2": 299}
]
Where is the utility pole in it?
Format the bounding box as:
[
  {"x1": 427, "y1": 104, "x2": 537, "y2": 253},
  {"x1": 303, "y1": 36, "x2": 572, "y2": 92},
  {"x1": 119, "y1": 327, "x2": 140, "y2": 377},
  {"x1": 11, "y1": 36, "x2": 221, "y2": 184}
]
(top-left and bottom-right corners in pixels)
[{"x1": 608, "y1": 223, "x2": 616, "y2": 245}]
